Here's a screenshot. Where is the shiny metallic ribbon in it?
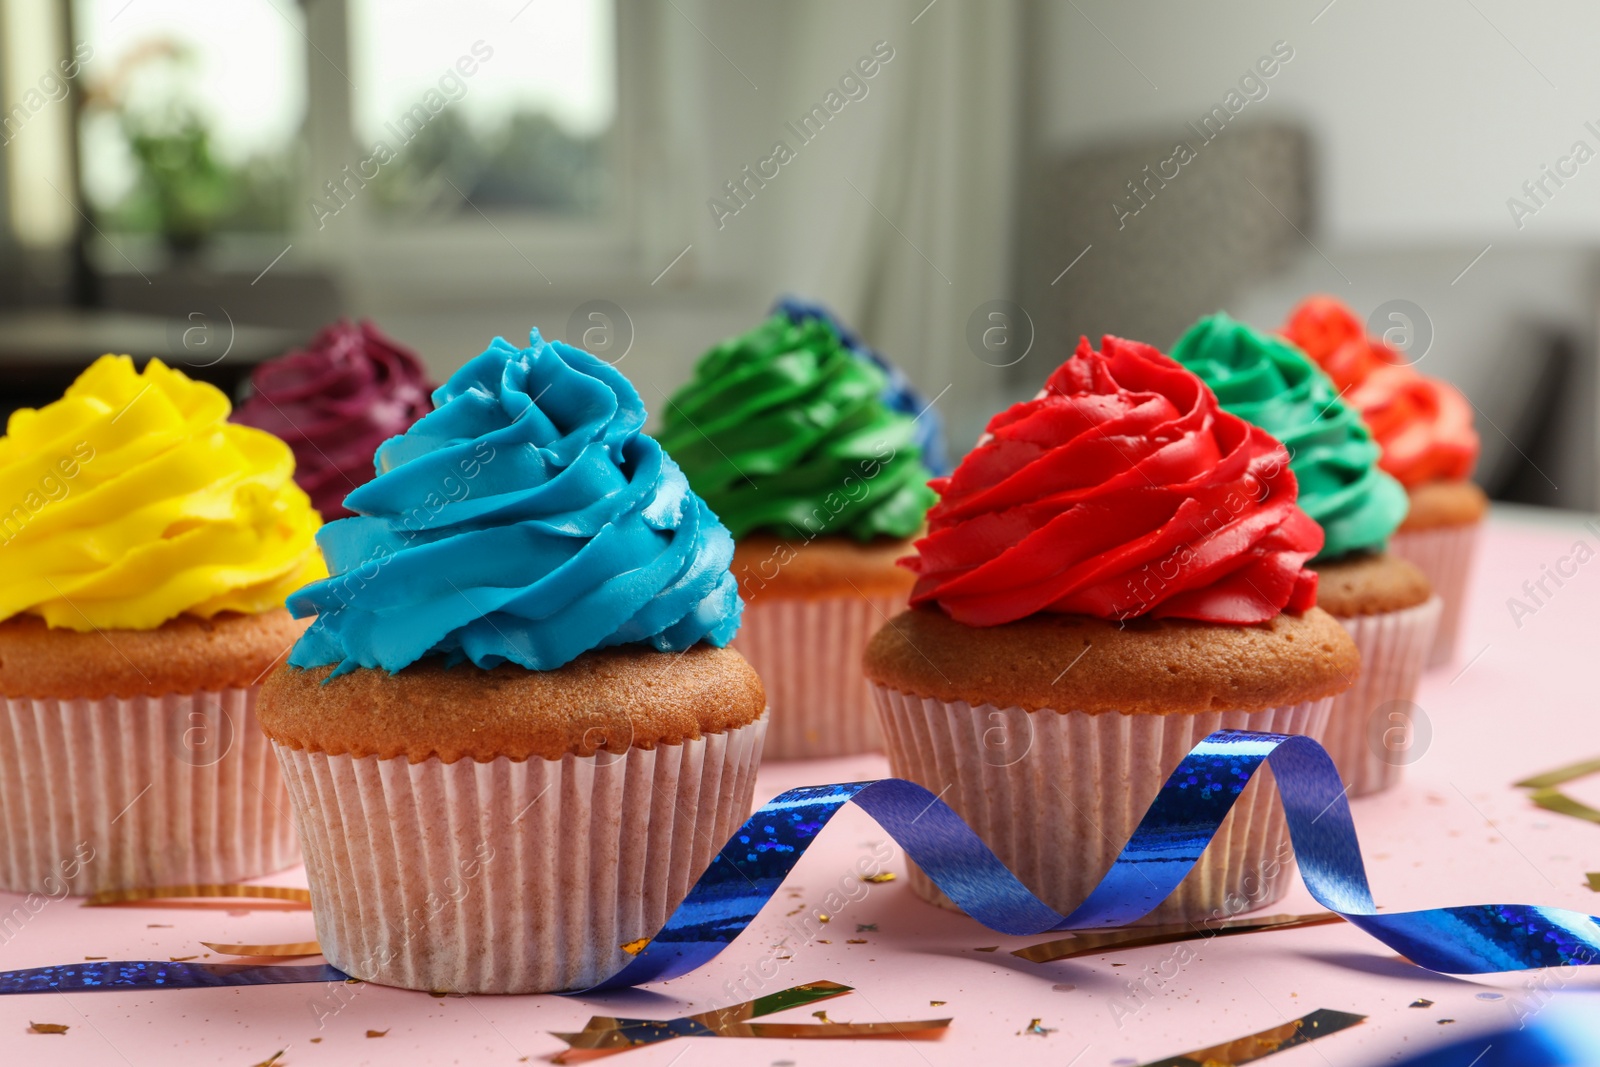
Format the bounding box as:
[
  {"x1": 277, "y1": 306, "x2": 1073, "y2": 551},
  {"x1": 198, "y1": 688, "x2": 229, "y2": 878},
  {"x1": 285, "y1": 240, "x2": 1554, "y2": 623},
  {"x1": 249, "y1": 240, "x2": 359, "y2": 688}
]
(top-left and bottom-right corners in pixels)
[{"x1": 3, "y1": 730, "x2": 1599, "y2": 996}]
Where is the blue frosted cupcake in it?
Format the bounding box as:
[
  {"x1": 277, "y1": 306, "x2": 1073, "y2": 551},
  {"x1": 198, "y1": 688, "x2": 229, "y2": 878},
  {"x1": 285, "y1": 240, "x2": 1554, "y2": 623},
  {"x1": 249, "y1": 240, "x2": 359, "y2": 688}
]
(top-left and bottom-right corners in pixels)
[{"x1": 258, "y1": 331, "x2": 767, "y2": 994}]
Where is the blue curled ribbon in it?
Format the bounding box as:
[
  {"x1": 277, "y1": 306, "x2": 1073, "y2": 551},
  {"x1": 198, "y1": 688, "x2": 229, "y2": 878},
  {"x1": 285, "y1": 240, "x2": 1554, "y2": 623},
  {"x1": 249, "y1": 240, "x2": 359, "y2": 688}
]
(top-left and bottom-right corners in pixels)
[{"x1": 3, "y1": 730, "x2": 1598, "y2": 997}]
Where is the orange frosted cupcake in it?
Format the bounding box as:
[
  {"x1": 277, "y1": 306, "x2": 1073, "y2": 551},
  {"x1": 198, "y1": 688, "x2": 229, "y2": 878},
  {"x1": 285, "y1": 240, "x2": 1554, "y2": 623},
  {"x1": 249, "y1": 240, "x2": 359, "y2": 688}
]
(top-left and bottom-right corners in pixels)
[
  {"x1": 0, "y1": 356, "x2": 324, "y2": 894},
  {"x1": 864, "y1": 336, "x2": 1356, "y2": 924},
  {"x1": 1284, "y1": 296, "x2": 1484, "y2": 666}
]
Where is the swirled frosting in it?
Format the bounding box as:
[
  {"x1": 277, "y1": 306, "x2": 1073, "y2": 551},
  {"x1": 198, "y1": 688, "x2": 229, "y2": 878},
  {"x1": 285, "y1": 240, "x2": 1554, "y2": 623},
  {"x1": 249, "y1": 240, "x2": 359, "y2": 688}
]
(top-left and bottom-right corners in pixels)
[
  {"x1": 0, "y1": 355, "x2": 325, "y2": 631},
  {"x1": 657, "y1": 312, "x2": 937, "y2": 542},
  {"x1": 1172, "y1": 313, "x2": 1408, "y2": 560},
  {"x1": 1283, "y1": 296, "x2": 1479, "y2": 487},
  {"x1": 286, "y1": 330, "x2": 742, "y2": 676},
  {"x1": 234, "y1": 319, "x2": 432, "y2": 520},
  {"x1": 906, "y1": 336, "x2": 1322, "y2": 626},
  {"x1": 773, "y1": 297, "x2": 951, "y2": 475}
]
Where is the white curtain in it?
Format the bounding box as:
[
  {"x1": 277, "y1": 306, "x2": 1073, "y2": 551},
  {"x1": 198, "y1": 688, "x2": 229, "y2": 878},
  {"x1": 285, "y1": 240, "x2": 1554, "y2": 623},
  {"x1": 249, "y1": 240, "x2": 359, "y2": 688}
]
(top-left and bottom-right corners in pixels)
[{"x1": 642, "y1": 0, "x2": 1024, "y2": 452}]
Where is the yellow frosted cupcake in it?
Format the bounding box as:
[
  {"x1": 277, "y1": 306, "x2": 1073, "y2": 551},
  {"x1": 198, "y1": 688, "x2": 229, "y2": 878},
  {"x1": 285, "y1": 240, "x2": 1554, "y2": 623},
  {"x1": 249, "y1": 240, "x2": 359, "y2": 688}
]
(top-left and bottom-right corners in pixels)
[{"x1": 0, "y1": 356, "x2": 324, "y2": 894}]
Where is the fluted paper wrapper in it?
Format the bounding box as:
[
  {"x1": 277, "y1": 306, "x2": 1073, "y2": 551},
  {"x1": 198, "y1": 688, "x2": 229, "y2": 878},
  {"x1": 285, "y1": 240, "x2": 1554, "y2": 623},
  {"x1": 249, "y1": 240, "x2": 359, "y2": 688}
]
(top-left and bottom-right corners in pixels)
[
  {"x1": 732, "y1": 593, "x2": 901, "y2": 759},
  {"x1": 1322, "y1": 597, "x2": 1441, "y2": 797},
  {"x1": 0, "y1": 686, "x2": 297, "y2": 895},
  {"x1": 274, "y1": 715, "x2": 766, "y2": 994},
  {"x1": 872, "y1": 687, "x2": 1333, "y2": 925},
  {"x1": 1389, "y1": 521, "x2": 1481, "y2": 667}
]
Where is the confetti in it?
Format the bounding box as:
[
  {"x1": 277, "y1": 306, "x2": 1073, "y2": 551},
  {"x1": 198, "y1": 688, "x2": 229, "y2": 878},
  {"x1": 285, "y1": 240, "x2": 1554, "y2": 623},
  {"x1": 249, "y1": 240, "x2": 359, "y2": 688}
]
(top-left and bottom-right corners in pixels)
[
  {"x1": 1135, "y1": 1009, "x2": 1365, "y2": 1066},
  {"x1": 169, "y1": 955, "x2": 198, "y2": 962},
  {"x1": 367, "y1": 1029, "x2": 389, "y2": 1037},
  {"x1": 620, "y1": 938, "x2": 650, "y2": 957},
  {"x1": 251, "y1": 1052, "x2": 286, "y2": 1067},
  {"x1": 860, "y1": 872, "x2": 895, "y2": 883},
  {"x1": 28, "y1": 1022, "x2": 68, "y2": 1035},
  {"x1": 1020, "y1": 1018, "x2": 1056, "y2": 1036},
  {"x1": 1014, "y1": 912, "x2": 1341, "y2": 963},
  {"x1": 548, "y1": 981, "x2": 950, "y2": 1061},
  {"x1": 83, "y1": 957, "x2": 106, "y2": 961},
  {"x1": 88, "y1": 884, "x2": 312, "y2": 907},
  {"x1": 1410, "y1": 999, "x2": 1434, "y2": 1008},
  {"x1": 310, "y1": 1038, "x2": 322, "y2": 1043},
  {"x1": 1439, "y1": 1019, "x2": 1456, "y2": 1025},
  {"x1": 1588, "y1": 873, "x2": 1600, "y2": 892},
  {"x1": 931, "y1": 1000, "x2": 946, "y2": 1006},
  {"x1": 202, "y1": 941, "x2": 321, "y2": 957},
  {"x1": 817, "y1": 939, "x2": 830, "y2": 944},
  {"x1": 817, "y1": 914, "x2": 830, "y2": 923},
  {"x1": 973, "y1": 946, "x2": 999, "y2": 953},
  {"x1": 846, "y1": 939, "x2": 868, "y2": 945},
  {"x1": 811, "y1": 1010, "x2": 831, "y2": 1023}
]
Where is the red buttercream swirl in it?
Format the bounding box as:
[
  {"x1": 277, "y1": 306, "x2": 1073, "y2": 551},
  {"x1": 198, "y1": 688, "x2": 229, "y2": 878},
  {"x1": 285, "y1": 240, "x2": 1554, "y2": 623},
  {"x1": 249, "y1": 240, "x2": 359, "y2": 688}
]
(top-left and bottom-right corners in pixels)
[
  {"x1": 1282, "y1": 296, "x2": 1479, "y2": 487},
  {"x1": 906, "y1": 336, "x2": 1322, "y2": 627},
  {"x1": 233, "y1": 319, "x2": 433, "y2": 519}
]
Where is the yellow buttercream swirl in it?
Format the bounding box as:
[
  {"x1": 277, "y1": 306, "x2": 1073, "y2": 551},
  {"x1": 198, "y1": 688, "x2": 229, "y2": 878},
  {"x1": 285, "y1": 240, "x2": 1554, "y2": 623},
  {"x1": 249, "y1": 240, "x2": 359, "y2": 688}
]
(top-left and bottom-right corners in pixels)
[{"x1": 0, "y1": 355, "x2": 325, "y2": 631}]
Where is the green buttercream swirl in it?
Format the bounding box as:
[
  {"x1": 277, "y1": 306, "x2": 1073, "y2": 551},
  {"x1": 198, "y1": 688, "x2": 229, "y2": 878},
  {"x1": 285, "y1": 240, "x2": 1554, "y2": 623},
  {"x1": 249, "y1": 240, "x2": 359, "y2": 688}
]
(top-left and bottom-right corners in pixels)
[
  {"x1": 1172, "y1": 312, "x2": 1407, "y2": 560},
  {"x1": 658, "y1": 313, "x2": 936, "y2": 542}
]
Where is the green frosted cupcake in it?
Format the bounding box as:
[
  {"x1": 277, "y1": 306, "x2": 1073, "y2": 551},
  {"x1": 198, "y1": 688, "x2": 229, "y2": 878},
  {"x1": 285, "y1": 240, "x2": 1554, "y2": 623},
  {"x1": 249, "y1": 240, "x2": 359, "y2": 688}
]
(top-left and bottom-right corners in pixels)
[
  {"x1": 1172, "y1": 313, "x2": 1441, "y2": 795},
  {"x1": 659, "y1": 309, "x2": 937, "y2": 759}
]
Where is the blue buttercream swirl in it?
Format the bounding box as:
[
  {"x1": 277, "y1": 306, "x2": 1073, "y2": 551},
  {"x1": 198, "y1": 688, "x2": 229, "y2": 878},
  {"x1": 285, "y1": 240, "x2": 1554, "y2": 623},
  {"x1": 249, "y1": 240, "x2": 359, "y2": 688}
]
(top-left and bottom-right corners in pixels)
[{"x1": 287, "y1": 330, "x2": 742, "y2": 675}]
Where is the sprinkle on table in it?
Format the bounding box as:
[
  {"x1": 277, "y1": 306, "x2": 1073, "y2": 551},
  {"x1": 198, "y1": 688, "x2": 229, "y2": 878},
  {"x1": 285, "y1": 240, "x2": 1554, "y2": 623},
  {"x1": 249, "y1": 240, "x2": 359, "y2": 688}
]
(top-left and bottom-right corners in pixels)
[
  {"x1": 367, "y1": 1028, "x2": 389, "y2": 1037},
  {"x1": 861, "y1": 872, "x2": 895, "y2": 883},
  {"x1": 28, "y1": 1022, "x2": 69, "y2": 1035},
  {"x1": 1020, "y1": 1018, "x2": 1056, "y2": 1036},
  {"x1": 1410, "y1": 998, "x2": 1435, "y2": 1008}
]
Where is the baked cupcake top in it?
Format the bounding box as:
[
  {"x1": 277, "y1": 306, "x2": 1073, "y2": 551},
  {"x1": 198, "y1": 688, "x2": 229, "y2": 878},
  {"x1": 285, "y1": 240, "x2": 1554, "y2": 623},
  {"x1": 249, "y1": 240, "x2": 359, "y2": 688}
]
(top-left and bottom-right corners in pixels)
[
  {"x1": 1172, "y1": 312, "x2": 1407, "y2": 561},
  {"x1": 234, "y1": 319, "x2": 433, "y2": 520},
  {"x1": 286, "y1": 330, "x2": 742, "y2": 676},
  {"x1": 1282, "y1": 296, "x2": 1479, "y2": 487},
  {"x1": 907, "y1": 335, "x2": 1323, "y2": 626},
  {"x1": 656, "y1": 306, "x2": 937, "y2": 542},
  {"x1": 0, "y1": 355, "x2": 324, "y2": 631}
]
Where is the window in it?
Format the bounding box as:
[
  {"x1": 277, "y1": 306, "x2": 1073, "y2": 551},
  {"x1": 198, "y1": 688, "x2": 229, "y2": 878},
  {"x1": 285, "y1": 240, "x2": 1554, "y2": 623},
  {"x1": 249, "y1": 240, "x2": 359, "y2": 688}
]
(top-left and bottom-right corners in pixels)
[
  {"x1": 347, "y1": 0, "x2": 615, "y2": 219},
  {"x1": 74, "y1": 0, "x2": 305, "y2": 243}
]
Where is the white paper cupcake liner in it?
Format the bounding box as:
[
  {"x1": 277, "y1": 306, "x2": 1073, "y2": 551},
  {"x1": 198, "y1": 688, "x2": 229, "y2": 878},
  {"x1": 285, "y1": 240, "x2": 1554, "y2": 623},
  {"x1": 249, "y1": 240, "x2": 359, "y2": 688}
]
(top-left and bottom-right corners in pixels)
[
  {"x1": 1388, "y1": 521, "x2": 1481, "y2": 668},
  {"x1": 732, "y1": 592, "x2": 901, "y2": 759},
  {"x1": 1322, "y1": 596, "x2": 1441, "y2": 797},
  {"x1": 871, "y1": 686, "x2": 1334, "y2": 925},
  {"x1": 274, "y1": 714, "x2": 767, "y2": 994},
  {"x1": 0, "y1": 686, "x2": 298, "y2": 895}
]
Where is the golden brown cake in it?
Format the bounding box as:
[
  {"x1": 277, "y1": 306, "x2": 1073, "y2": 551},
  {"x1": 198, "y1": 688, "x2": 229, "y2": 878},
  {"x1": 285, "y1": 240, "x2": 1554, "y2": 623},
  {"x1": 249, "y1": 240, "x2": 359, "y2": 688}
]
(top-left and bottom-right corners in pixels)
[
  {"x1": 864, "y1": 607, "x2": 1357, "y2": 715},
  {"x1": 1311, "y1": 552, "x2": 1433, "y2": 617},
  {"x1": 1398, "y1": 478, "x2": 1490, "y2": 532},
  {"x1": 259, "y1": 645, "x2": 764, "y2": 764},
  {"x1": 0, "y1": 609, "x2": 307, "y2": 700}
]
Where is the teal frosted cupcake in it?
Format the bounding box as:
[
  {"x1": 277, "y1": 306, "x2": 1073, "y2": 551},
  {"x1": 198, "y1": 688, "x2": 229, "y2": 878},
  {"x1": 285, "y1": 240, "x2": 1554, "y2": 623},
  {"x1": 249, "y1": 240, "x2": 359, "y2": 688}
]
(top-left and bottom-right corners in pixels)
[
  {"x1": 1172, "y1": 313, "x2": 1441, "y2": 794},
  {"x1": 259, "y1": 331, "x2": 767, "y2": 993},
  {"x1": 658, "y1": 306, "x2": 937, "y2": 759}
]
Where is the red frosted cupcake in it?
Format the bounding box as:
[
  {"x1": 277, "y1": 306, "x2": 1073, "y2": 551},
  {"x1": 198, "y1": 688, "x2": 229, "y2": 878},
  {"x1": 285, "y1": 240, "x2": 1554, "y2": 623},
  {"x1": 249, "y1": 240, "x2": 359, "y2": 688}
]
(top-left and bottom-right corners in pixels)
[
  {"x1": 1283, "y1": 297, "x2": 1484, "y2": 666},
  {"x1": 234, "y1": 320, "x2": 433, "y2": 519},
  {"x1": 863, "y1": 336, "x2": 1356, "y2": 924}
]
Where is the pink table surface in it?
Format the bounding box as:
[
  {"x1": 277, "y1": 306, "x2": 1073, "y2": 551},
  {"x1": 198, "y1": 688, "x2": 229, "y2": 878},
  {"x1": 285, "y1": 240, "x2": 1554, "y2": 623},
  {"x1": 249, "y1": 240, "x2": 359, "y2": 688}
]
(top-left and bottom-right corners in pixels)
[{"x1": 2, "y1": 505, "x2": 1599, "y2": 1066}]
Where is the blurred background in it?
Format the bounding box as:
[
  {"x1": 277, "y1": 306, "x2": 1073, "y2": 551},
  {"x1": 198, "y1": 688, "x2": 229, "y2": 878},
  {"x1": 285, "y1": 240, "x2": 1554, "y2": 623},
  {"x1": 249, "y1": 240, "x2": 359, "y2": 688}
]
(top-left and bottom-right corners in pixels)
[{"x1": 0, "y1": 0, "x2": 1593, "y2": 509}]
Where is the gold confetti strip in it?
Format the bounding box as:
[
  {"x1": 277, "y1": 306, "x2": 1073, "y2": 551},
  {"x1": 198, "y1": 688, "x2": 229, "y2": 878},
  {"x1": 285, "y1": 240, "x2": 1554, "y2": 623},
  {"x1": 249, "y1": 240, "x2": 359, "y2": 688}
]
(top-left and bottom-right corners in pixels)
[
  {"x1": 619, "y1": 938, "x2": 650, "y2": 957},
  {"x1": 1410, "y1": 998, "x2": 1434, "y2": 1008},
  {"x1": 1587, "y1": 873, "x2": 1600, "y2": 892},
  {"x1": 860, "y1": 872, "x2": 895, "y2": 883},
  {"x1": 1136, "y1": 1008, "x2": 1365, "y2": 1066},
  {"x1": 549, "y1": 981, "x2": 949, "y2": 1062},
  {"x1": 846, "y1": 939, "x2": 868, "y2": 944},
  {"x1": 169, "y1": 955, "x2": 199, "y2": 962},
  {"x1": 28, "y1": 1022, "x2": 69, "y2": 1035},
  {"x1": 251, "y1": 1052, "x2": 286, "y2": 1067},
  {"x1": 201, "y1": 941, "x2": 322, "y2": 957},
  {"x1": 86, "y1": 884, "x2": 312, "y2": 907},
  {"x1": 1014, "y1": 912, "x2": 1342, "y2": 964},
  {"x1": 367, "y1": 1029, "x2": 389, "y2": 1038},
  {"x1": 1516, "y1": 757, "x2": 1600, "y2": 825},
  {"x1": 1019, "y1": 1018, "x2": 1057, "y2": 1036}
]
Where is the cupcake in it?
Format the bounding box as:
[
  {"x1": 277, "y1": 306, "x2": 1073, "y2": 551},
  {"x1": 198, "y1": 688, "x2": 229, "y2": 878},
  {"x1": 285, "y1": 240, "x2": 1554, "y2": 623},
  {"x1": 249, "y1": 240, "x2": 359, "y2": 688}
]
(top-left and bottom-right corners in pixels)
[
  {"x1": 1283, "y1": 296, "x2": 1484, "y2": 666},
  {"x1": 233, "y1": 319, "x2": 433, "y2": 520},
  {"x1": 258, "y1": 330, "x2": 766, "y2": 994},
  {"x1": 0, "y1": 356, "x2": 324, "y2": 894},
  {"x1": 863, "y1": 336, "x2": 1357, "y2": 924},
  {"x1": 1172, "y1": 313, "x2": 1440, "y2": 795},
  {"x1": 657, "y1": 302, "x2": 938, "y2": 759}
]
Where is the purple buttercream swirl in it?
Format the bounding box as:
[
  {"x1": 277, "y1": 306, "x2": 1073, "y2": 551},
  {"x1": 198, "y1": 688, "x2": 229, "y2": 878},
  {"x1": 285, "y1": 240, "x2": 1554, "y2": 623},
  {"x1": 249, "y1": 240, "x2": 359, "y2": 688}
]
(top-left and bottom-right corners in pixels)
[{"x1": 234, "y1": 319, "x2": 433, "y2": 518}]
